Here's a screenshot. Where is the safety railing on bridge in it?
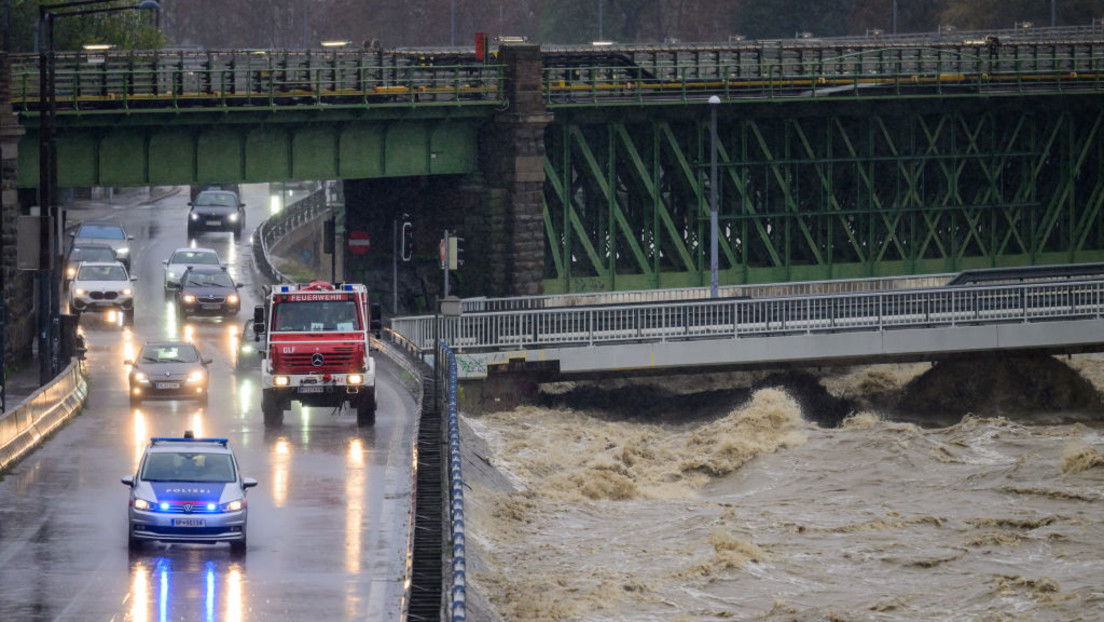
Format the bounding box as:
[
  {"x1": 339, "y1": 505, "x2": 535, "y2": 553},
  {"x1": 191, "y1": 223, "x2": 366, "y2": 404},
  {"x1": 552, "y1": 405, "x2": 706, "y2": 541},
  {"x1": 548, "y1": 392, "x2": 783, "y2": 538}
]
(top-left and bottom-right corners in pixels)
[
  {"x1": 390, "y1": 278, "x2": 1104, "y2": 354},
  {"x1": 543, "y1": 43, "x2": 1104, "y2": 106},
  {"x1": 10, "y1": 50, "x2": 505, "y2": 113},
  {"x1": 460, "y1": 273, "x2": 955, "y2": 313}
]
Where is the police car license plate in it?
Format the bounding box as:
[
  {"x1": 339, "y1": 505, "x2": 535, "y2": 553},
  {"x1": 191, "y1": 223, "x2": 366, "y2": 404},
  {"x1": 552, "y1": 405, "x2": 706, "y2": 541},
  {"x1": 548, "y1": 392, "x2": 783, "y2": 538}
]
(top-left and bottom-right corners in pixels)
[
  {"x1": 205, "y1": 219, "x2": 221, "y2": 226},
  {"x1": 157, "y1": 382, "x2": 180, "y2": 389},
  {"x1": 172, "y1": 518, "x2": 205, "y2": 527},
  {"x1": 298, "y1": 386, "x2": 324, "y2": 394}
]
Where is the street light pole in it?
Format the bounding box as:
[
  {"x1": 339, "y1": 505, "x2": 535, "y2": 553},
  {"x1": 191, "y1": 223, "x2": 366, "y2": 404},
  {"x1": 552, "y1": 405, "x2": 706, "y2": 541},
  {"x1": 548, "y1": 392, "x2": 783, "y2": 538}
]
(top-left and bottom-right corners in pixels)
[
  {"x1": 37, "y1": 0, "x2": 160, "y2": 384},
  {"x1": 708, "y1": 95, "x2": 720, "y2": 298}
]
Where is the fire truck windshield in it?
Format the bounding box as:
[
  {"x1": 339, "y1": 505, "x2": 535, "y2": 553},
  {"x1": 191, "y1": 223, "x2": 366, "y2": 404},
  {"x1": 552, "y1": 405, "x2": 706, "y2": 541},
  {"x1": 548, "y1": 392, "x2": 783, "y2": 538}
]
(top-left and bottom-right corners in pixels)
[{"x1": 272, "y1": 300, "x2": 361, "y2": 332}]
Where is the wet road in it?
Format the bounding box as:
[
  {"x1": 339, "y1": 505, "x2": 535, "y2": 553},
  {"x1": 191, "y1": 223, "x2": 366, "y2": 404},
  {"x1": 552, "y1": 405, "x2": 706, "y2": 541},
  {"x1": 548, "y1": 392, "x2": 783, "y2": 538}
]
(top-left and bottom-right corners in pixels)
[{"x1": 0, "y1": 185, "x2": 417, "y2": 621}]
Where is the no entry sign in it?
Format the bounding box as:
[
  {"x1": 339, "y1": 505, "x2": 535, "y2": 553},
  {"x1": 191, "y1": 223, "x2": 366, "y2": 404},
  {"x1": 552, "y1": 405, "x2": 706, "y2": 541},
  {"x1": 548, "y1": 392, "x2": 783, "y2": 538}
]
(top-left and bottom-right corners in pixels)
[{"x1": 348, "y1": 230, "x2": 371, "y2": 255}]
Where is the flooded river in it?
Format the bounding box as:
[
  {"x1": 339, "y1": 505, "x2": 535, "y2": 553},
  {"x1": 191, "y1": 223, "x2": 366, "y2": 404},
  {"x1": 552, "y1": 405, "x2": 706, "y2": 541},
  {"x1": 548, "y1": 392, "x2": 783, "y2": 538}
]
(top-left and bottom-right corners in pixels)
[{"x1": 461, "y1": 354, "x2": 1104, "y2": 621}]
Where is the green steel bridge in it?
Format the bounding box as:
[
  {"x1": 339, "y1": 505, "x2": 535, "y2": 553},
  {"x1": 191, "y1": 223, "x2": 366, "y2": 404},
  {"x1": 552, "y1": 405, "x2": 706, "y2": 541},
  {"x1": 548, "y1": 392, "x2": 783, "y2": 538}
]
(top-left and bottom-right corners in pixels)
[{"x1": 10, "y1": 34, "x2": 1104, "y2": 292}]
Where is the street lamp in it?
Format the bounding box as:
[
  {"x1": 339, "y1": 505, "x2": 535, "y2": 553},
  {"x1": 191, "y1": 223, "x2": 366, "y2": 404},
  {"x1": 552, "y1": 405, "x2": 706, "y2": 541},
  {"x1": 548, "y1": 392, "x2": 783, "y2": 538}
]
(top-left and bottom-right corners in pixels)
[
  {"x1": 708, "y1": 95, "x2": 720, "y2": 299},
  {"x1": 37, "y1": 0, "x2": 159, "y2": 384}
]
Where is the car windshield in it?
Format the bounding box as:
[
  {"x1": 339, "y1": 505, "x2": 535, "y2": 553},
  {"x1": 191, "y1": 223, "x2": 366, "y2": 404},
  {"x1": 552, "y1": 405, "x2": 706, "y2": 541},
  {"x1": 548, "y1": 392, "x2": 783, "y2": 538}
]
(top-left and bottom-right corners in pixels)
[
  {"x1": 70, "y1": 247, "x2": 115, "y2": 263},
  {"x1": 273, "y1": 300, "x2": 361, "y2": 332},
  {"x1": 170, "y1": 250, "x2": 219, "y2": 265},
  {"x1": 195, "y1": 192, "x2": 238, "y2": 207},
  {"x1": 78, "y1": 225, "x2": 125, "y2": 240},
  {"x1": 77, "y1": 265, "x2": 127, "y2": 281},
  {"x1": 138, "y1": 344, "x2": 200, "y2": 364},
  {"x1": 182, "y1": 271, "x2": 234, "y2": 288},
  {"x1": 141, "y1": 452, "x2": 235, "y2": 483}
]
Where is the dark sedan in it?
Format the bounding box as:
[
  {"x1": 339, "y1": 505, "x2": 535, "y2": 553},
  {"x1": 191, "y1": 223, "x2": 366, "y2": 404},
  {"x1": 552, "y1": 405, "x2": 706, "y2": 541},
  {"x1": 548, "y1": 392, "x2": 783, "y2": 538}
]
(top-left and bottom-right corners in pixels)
[
  {"x1": 125, "y1": 340, "x2": 212, "y2": 407},
  {"x1": 64, "y1": 243, "x2": 117, "y2": 287},
  {"x1": 176, "y1": 267, "x2": 242, "y2": 317},
  {"x1": 187, "y1": 190, "x2": 246, "y2": 240}
]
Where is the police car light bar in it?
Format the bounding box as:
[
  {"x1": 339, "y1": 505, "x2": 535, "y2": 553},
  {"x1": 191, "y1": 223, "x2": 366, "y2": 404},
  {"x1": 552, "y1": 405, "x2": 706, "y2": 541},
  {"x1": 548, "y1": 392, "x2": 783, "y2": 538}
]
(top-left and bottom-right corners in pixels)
[{"x1": 150, "y1": 437, "x2": 229, "y2": 446}]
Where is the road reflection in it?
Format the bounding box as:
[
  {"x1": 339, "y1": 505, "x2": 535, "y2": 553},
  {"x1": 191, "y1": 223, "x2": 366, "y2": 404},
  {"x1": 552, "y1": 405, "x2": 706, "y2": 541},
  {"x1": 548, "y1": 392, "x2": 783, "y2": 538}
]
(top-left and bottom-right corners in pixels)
[
  {"x1": 345, "y1": 438, "x2": 365, "y2": 575},
  {"x1": 271, "y1": 437, "x2": 290, "y2": 508},
  {"x1": 126, "y1": 557, "x2": 245, "y2": 622}
]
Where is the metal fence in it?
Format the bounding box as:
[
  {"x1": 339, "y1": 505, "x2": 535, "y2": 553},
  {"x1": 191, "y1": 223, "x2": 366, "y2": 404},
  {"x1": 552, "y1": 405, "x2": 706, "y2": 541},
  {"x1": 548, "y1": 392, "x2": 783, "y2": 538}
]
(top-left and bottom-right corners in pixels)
[
  {"x1": 0, "y1": 361, "x2": 87, "y2": 470},
  {"x1": 392, "y1": 278, "x2": 1104, "y2": 353},
  {"x1": 251, "y1": 187, "x2": 331, "y2": 284}
]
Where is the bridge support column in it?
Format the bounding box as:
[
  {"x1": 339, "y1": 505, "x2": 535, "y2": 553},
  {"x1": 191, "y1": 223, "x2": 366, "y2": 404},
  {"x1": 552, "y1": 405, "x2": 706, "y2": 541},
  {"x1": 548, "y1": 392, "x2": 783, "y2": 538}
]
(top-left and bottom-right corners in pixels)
[{"x1": 477, "y1": 44, "x2": 552, "y2": 297}]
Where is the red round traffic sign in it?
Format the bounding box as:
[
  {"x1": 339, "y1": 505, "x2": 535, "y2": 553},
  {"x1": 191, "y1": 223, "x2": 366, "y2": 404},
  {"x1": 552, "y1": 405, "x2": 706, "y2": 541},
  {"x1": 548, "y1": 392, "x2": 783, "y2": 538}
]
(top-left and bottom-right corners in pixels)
[{"x1": 348, "y1": 230, "x2": 371, "y2": 255}]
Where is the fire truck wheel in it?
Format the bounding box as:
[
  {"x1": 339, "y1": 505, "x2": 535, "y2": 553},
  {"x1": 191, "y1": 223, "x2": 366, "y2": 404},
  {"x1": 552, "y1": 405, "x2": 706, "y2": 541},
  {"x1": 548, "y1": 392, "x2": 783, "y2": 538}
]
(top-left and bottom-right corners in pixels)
[
  {"x1": 356, "y1": 391, "x2": 376, "y2": 427},
  {"x1": 262, "y1": 391, "x2": 283, "y2": 428}
]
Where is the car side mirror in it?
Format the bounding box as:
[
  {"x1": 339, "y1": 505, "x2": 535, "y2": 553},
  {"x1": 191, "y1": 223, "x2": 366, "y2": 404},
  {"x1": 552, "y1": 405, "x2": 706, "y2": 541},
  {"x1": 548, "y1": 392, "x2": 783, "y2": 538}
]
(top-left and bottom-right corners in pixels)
[
  {"x1": 161, "y1": 259, "x2": 168, "y2": 265},
  {"x1": 121, "y1": 475, "x2": 134, "y2": 487},
  {"x1": 130, "y1": 276, "x2": 138, "y2": 281},
  {"x1": 236, "y1": 283, "x2": 243, "y2": 288},
  {"x1": 68, "y1": 231, "x2": 76, "y2": 237},
  {"x1": 242, "y1": 477, "x2": 258, "y2": 489},
  {"x1": 127, "y1": 235, "x2": 134, "y2": 240},
  {"x1": 202, "y1": 358, "x2": 213, "y2": 365},
  {"x1": 123, "y1": 359, "x2": 133, "y2": 366},
  {"x1": 187, "y1": 201, "x2": 194, "y2": 207}
]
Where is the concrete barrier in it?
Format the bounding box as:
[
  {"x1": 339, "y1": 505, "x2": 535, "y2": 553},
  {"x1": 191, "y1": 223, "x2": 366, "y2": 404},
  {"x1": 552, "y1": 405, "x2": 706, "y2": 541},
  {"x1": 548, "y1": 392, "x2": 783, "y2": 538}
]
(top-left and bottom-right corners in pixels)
[{"x1": 0, "y1": 361, "x2": 88, "y2": 470}]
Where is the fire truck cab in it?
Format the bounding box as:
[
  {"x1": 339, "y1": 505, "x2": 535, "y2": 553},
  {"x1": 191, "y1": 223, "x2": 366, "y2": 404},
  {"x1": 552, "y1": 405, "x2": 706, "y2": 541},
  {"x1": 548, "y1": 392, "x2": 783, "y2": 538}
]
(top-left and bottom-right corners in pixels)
[{"x1": 253, "y1": 281, "x2": 381, "y2": 427}]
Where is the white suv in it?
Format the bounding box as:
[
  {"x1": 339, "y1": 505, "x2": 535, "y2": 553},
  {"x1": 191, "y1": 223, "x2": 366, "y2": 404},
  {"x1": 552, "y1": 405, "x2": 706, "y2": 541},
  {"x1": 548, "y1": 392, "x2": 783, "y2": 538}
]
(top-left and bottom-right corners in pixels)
[{"x1": 70, "y1": 261, "x2": 136, "y2": 324}]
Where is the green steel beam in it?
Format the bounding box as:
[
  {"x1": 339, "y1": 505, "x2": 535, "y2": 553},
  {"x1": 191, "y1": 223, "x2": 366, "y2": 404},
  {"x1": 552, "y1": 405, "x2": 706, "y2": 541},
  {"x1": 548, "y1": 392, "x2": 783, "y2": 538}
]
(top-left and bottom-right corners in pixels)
[{"x1": 543, "y1": 95, "x2": 1104, "y2": 293}]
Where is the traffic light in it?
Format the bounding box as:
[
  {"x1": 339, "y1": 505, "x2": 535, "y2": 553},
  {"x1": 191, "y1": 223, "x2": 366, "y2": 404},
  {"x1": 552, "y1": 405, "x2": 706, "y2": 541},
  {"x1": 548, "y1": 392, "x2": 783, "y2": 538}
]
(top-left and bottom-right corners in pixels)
[
  {"x1": 401, "y1": 221, "x2": 413, "y2": 262},
  {"x1": 447, "y1": 236, "x2": 464, "y2": 270},
  {"x1": 323, "y1": 218, "x2": 335, "y2": 254}
]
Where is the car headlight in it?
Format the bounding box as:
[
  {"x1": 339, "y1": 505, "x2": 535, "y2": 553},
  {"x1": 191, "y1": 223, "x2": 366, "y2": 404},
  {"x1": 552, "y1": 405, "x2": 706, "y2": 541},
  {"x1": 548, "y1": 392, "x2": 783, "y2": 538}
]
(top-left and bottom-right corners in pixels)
[
  {"x1": 347, "y1": 374, "x2": 363, "y2": 385},
  {"x1": 189, "y1": 212, "x2": 199, "y2": 220},
  {"x1": 133, "y1": 371, "x2": 148, "y2": 382},
  {"x1": 274, "y1": 376, "x2": 290, "y2": 386},
  {"x1": 133, "y1": 498, "x2": 152, "y2": 510},
  {"x1": 227, "y1": 294, "x2": 239, "y2": 304},
  {"x1": 183, "y1": 295, "x2": 196, "y2": 303},
  {"x1": 221, "y1": 499, "x2": 244, "y2": 512},
  {"x1": 66, "y1": 267, "x2": 76, "y2": 277},
  {"x1": 115, "y1": 248, "x2": 129, "y2": 255},
  {"x1": 166, "y1": 270, "x2": 176, "y2": 278},
  {"x1": 122, "y1": 288, "x2": 133, "y2": 296},
  {"x1": 187, "y1": 370, "x2": 205, "y2": 383},
  {"x1": 228, "y1": 213, "x2": 239, "y2": 222}
]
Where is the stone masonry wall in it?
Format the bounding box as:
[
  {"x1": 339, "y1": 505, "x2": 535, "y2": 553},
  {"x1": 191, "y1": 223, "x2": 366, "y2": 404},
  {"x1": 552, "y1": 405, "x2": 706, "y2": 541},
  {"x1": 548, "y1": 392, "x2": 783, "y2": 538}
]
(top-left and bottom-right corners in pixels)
[{"x1": 1, "y1": 51, "x2": 33, "y2": 369}]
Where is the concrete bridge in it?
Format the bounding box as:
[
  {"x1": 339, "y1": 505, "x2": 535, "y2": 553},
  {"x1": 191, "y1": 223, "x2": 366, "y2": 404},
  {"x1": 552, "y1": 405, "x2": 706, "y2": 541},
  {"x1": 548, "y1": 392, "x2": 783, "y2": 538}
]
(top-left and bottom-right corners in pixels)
[{"x1": 7, "y1": 34, "x2": 1104, "y2": 302}]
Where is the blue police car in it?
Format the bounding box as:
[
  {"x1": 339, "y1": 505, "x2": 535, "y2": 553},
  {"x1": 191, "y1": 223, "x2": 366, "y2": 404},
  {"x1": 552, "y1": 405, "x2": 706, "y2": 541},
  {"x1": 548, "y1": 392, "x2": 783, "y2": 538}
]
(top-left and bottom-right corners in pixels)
[{"x1": 122, "y1": 432, "x2": 257, "y2": 554}]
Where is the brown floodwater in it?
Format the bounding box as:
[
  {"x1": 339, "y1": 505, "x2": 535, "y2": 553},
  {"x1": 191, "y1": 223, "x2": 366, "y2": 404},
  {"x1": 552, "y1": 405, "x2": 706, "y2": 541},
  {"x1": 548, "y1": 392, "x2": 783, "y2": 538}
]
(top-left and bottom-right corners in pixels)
[{"x1": 461, "y1": 354, "x2": 1104, "y2": 621}]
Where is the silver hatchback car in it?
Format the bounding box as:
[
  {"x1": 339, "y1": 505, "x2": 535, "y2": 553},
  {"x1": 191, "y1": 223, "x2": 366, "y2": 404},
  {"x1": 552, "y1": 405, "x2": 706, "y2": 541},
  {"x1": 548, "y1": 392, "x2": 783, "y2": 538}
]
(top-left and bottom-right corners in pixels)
[{"x1": 122, "y1": 433, "x2": 257, "y2": 554}]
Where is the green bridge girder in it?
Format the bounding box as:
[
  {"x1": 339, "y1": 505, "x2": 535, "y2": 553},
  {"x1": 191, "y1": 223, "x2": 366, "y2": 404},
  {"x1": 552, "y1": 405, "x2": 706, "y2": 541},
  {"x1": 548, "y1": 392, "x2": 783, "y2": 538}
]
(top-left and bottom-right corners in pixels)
[
  {"x1": 541, "y1": 95, "x2": 1104, "y2": 292},
  {"x1": 17, "y1": 110, "x2": 485, "y2": 187}
]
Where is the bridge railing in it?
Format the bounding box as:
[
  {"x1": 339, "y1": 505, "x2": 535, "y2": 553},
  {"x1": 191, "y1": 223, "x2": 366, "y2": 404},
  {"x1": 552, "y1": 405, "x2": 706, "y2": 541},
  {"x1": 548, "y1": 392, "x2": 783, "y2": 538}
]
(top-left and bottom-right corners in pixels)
[
  {"x1": 391, "y1": 278, "x2": 1104, "y2": 353},
  {"x1": 11, "y1": 50, "x2": 505, "y2": 112},
  {"x1": 460, "y1": 274, "x2": 955, "y2": 312},
  {"x1": 543, "y1": 44, "x2": 1104, "y2": 105}
]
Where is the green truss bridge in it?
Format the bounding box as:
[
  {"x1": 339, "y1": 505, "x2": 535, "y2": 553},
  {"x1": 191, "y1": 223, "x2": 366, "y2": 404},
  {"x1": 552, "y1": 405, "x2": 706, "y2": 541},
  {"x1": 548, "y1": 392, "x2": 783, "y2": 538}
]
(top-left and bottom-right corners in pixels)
[{"x1": 10, "y1": 33, "x2": 1104, "y2": 295}]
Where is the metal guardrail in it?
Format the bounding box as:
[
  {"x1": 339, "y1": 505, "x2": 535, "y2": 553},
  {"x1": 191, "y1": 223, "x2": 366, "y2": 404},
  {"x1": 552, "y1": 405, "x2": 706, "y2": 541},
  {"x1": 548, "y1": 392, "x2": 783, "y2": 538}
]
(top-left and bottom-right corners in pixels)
[
  {"x1": 544, "y1": 45, "x2": 1104, "y2": 106},
  {"x1": 438, "y1": 342, "x2": 466, "y2": 622},
  {"x1": 461, "y1": 274, "x2": 955, "y2": 312},
  {"x1": 391, "y1": 278, "x2": 1104, "y2": 353},
  {"x1": 0, "y1": 361, "x2": 88, "y2": 470},
  {"x1": 11, "y1": 51, "x2": 505, "y2": 113},
  {"x1": 251, "y1": 187, "x2": 330, "y2": 284}
]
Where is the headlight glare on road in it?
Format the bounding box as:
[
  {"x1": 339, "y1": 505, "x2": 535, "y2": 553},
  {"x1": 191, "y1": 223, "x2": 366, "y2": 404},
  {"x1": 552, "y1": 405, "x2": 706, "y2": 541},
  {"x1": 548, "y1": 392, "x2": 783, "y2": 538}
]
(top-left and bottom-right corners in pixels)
[
  {"x1": 228, "y1": 294, "x2": 239, "y2": 304},
  {"x1": 274, "y1": 376, "x2": 290, "y2": 386},
  {"x1": 133, "y1": 498, "x2": 151, "y2": 510},
  {"x1": 183, "y1": 295, "x2": 196, "y2": 303},
  {"x1": 347, "y1": 374, "x2": 363, "y2": 385}
]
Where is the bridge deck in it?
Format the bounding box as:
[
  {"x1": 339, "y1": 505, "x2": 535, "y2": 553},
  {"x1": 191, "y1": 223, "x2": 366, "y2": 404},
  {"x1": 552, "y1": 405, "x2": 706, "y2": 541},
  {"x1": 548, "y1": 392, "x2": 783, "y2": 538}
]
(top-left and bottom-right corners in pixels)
[{"x1": 390, "y1": 278, "x2": 1104, "y2": 379}]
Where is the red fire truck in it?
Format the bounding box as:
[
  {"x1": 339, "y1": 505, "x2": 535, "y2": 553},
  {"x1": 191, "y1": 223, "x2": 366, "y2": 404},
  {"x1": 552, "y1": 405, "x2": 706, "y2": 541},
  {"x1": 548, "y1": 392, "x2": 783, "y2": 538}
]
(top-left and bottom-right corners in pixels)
[{"x1": 253, "y1": 281, "x2": 381, "y2": 427}]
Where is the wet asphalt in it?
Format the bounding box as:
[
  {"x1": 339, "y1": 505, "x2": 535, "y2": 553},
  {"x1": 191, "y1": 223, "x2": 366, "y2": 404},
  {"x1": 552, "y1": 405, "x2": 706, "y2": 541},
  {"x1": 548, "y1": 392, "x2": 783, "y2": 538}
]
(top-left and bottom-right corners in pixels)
[{"x1": 0, "y1": 185, "x2": 417, "y2": 621}]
